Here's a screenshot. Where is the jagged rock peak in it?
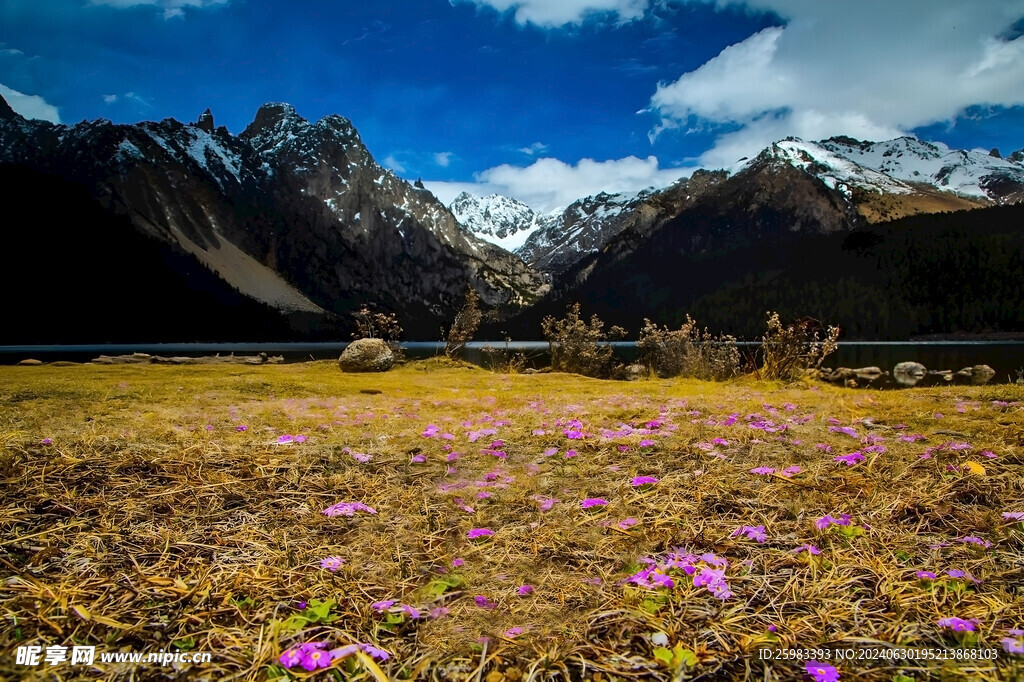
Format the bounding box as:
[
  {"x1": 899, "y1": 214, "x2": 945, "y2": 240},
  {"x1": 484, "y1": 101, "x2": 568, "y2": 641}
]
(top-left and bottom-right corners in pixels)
[
  {"x1": 0, "y1": 93, "x2": 18, "y2": 121},
  {"x1": 241, "y1": 102, "x2": 307, "y2": 139},
  {"x1": 196, "y1": 108, "x2": 214, "y2": 133}
]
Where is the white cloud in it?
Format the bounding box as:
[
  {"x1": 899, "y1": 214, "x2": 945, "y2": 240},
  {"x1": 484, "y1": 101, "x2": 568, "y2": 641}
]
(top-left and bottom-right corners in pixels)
[
  {"x1": 103, "y1": 94, "x2": 118, "y2": 104},
  {"x1": 456, "y1": 0, "x2": 653, "y2": 27},
  {"x1": 433, "y1": 151, "x2": 454, "y2": 167},
  {"x1": 87, "y1": 0, "x2": 229, "y2": 19},
  {"x1": 426, "y1": 155, "x2": 692, "y2": 213},
  {"x1": 518, "y1": 142, "x2": 549, "y2": 156},
  {"x1": 383, "y1": 155, "x2": 407, "y2": 173},
  {"x1": 0, "y1": 84, "x2": 60, "y2": 123},
  {"x1": 649, "y1": 0, "x2": 1024, "y2": 167}
]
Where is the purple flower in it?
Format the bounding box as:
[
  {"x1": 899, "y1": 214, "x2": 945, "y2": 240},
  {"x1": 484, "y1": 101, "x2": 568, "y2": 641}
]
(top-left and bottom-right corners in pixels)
[
  {"x1": 938, "y1": 617, "x2": 978, "y2": 632},
  {"x1": 411, "y1": 453, "x2": 426, "y2": 463},
  {"x1": 279, "y1": 647, "x2": 303, "y2": 669},
  {"x1": 617, "y1": 517, "x2": 638, "y2": 530},
  {"x1": 780, "y1": 465, "x2": 802, "y2": 477},
  {"x1": 829, "y1": 425, "x2": 859, "y2": 438},
  {"x1": 804, "y1": 661, "x2": 840, "y2": 682},
  {"x1": 543, "y1": 447, "x2": 558, "y2": 456},
  {"x1": 564, "y1": 449, "x2": 578, "y2": 458},
  {"x1": 749, "y1": 466, "x2": 776, "y2": 475},
  {"x1": 320, "y1": 556, "x2": 344, "y2": 572},
  {"x1": 564, "y1": 429, "x2": 584, "y2": 439},
  {"x1": 815, "y1": 514, "x2": 851, "y2": 530},
  {"x1": 517, "y1": 584, "x2": 534, "y2": 595},
  {"x1": 452, "y1": 558, "x2": 464, "y2": 567},
  {"x1": 1001, "y1": 637, "x2": 1024, "y2": 655},
  {"x1": 946, "y1": 442, "x2": 972, "y2": 451},
  {"x1": 794, "y1": 544, "x2": 821, "y2": 555},
  {"x1": 816, "y1": 443, "x2": 833, "y2": 453},
  {"x1": 768, "y1": 624, "x2": 778, "y2": 633},
  {"x1": 294, "y1": 434, "x2": 307, "y2": 443},
  {"x1": 958, "y1": 536, "x2": 992, "y2": 548},
  {"x1": 371, "y1": 600, "x2": 395, "y2": 611},
  {"x1": 916, "y1": 570, "x2": 936, "y2": 580},
  {"x1": 504, "y1": 626, "x2": 524, "y2": 638},
  {"x1": 323, "y1": 501, "x2": 376, "y2": 517},
  {"x1": 638, "y1": 439, "x2": 655, "y2": 447},
  {"x1": 533, "y1": 495, "x2": 557, "y2": 511},
  {"x1": 359, "y1": 644, "x2": 390, "y2": 661},
  {"x1": 401, "y1": 604, "x2": 421, "y2": 619},
  {"x1": 468, "y1": 528, "x2": 494, "y2": 539},
  {"x1": 474, "y1": 595, "x2": 496, "y2": 609},
  {"x1": 631, "y1": 476, "x2": 659, "y2": 486},
  {"x1": 277, "y1": 434, "x2": 294, "y2": 444},
  {"x1": 731, "y1": 525, "x2": 767, "y2": 543},
  {"x1": 834, "y1": 452, "x2": 865, "y2": 466},
  {"x1": 581, "y1": 497, "x2": 608, "y2": 508},
  {"x1": 1003, "y1": 512, "x2": 1024, "y2": 522},
  {"x1": 235, "y1": 425, "x2": 247, "y2": 432},
  {"x1": 428, "y1": 606, "x2": 450, "y2": 619},
  {"x1": 300, "y1": 648, "x2": 331, "y2": 671},
  {"x1": 41, "y1": 438, "x2": 52, "y2": 445},
  {"x1": 713, "y1": 437, "x2": 729, "y2": 445}
]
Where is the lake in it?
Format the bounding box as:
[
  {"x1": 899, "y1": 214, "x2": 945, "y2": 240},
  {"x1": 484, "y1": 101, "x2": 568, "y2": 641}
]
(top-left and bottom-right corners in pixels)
[{"x1": 3, "y1": 341, "x2": 1023, "y2": 383}]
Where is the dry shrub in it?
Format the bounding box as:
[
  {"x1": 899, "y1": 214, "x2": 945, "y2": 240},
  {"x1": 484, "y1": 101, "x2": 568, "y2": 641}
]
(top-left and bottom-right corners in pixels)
[
  {"x1": 352, "y1": 305, "x2": 404, "y2": 359},
  {"x1": 541, "y1": 303, "x2": 625, "y2": 378},
  {"x1": 445, "y1": 285, "x2": 482, "y2": 359},
  {"x1": 757, "y1": 311, "x2": 839, "y2": 381},
  {"x1": 637, "y1": 316, "x2": 740, "y2": 380}
]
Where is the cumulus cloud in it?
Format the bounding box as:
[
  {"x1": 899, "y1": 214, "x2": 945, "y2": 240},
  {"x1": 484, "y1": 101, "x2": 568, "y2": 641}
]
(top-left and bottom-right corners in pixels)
[
  {"x1": 87, "y1": 0, "x2": 229, "y2": 19},
  {"x1": 518, "y1": 142, "x2": 549, "y2": 156},
  {"x1": 383, "y1": 155, "x2": 407, "y2": 173},
  {"x1": 434, "y1": 151, "x2": 454, "y2": 167},
  {"x1": 426, "y1": 155, "x2": 691, "y2": 213},
  {"x1": 649, "y1": 0, "x2": 1024, "y2": 167},
  {"x1": 455, "y1": 0, "x2": 654, "y2": 27},
  {"x1": 0, "y1": 84, "x2": 60, "y2": 123},
  {"x1": 103, "y1": 94, "x2": 118, "y2": 104}
]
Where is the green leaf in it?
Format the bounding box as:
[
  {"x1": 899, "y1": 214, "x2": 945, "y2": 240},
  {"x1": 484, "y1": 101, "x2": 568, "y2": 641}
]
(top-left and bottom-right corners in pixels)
[
  {"x1": 265, "y1": 664, "x2": 290, "y2": 680},
  {"x1": 653, "y1": 647, "x2": 674, "y2": 666},
  {"x1": 892, "y1": 675, "x2": 915, "y2": 682},
  {"x1": 305, "y1": 598, "x2": 337, "y2": 624},
  {"x1": 172, "y1": 635, "x2": 196, "y2": 651},
  {"x1": 674, "y1": 645, "x2": 697, "y2": 667}
]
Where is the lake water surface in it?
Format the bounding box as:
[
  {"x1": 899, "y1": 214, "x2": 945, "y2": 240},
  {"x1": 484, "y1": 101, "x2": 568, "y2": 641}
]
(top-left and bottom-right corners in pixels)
[{"x1": 3, "y1": 341, "x2": 1023, "y2": 383}]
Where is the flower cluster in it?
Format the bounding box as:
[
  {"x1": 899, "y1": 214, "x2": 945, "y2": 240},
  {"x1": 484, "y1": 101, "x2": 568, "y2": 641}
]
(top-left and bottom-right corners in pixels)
[
  {"x1": 323, "y1": 501, "x2": 377, "y2": 517},
  {"x1": 815, "y1": 513, "x2": 851, "y2": 530},
  {"x1": 278, "y1": 641, "x2": 390, "y2": 671},
  {"x1": 627, "y1": 549, "x2": 733, "y2": 600},
  {"x1": 731, "y1": 525, "x2": 767, "y2": 543}
]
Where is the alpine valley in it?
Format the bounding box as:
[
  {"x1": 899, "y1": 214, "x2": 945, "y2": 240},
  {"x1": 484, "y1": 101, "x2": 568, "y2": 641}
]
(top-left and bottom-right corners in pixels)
[{"x1": 2, "y1": 96, "x2": 1022, "y2": 343}]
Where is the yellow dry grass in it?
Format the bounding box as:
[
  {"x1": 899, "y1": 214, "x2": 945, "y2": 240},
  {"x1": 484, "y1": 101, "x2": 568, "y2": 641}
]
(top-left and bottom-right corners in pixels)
[{"x1": 1, "y1": 359, "x2": 1022, "y2": 681}]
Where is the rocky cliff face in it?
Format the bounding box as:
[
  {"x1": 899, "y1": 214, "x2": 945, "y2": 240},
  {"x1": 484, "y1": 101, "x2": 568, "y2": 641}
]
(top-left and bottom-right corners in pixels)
[{"x1": 0, "y1": 97, "x2": 548, "y2": 339}]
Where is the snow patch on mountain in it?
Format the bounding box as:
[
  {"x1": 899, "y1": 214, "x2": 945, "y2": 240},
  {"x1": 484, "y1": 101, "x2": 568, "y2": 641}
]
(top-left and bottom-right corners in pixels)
[
  {"x1": 820, "y1": 136, "x2": 1024, "y2": 200},
  {"x1": 449, "y1": 191, "x2": 557, "y2": 251},
  {"x1": 760, "y1": 138, "x2": 914, "y2": 197}
]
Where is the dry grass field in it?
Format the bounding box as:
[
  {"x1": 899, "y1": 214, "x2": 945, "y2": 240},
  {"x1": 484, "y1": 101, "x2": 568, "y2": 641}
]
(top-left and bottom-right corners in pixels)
[{"x1": 1, "y1": 359, "x2": 1023, "y2": 681}]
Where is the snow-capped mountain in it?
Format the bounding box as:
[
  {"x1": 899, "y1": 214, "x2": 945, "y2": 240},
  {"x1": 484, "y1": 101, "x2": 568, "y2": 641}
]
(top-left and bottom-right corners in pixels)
[
  {"x1": 819, "y1": 136, "x2": 1024, "y2": 203},
  {"x1": 749, "y1": 136, "x2": 1024, "y2": 206},
  {"x1": 449, "y1": 192, "x2": 557, "y2": 252},
  {"x1": 0, "y1": 96, "x2": 549, "y2": 340}
]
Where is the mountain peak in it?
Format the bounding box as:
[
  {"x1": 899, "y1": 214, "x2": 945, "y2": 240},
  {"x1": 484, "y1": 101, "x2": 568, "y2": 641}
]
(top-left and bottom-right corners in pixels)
[
  {"x1": 241, "y1": 102, "x2": 306, "y2": 140},
  {"x1": 0, "y1": 93, "x2": 18, "y2": 121},
  {"x1": 196, "y1": 108, "x2": 214, "y2": 133}
]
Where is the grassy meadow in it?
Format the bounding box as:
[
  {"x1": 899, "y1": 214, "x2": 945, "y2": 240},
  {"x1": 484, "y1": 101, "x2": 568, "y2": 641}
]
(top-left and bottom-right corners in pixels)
[{"x1": 1, "y1": 359, "x2": 1023, "y2": 681}]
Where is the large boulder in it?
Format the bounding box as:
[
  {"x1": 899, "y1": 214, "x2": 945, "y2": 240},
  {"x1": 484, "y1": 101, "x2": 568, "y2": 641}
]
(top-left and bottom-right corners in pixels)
[
  {"x1": 953, "y1": 364, "x2": 996, "y2": 385},
  {"x1": 338, "y1": 339, "x2": 395, "y2": 372},
  {"x1": 893, "y1": 361, "x2": 927, "y2": 387}
]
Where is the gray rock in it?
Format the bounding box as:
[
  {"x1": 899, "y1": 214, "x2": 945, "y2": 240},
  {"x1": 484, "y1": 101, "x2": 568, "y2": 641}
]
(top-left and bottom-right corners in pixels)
[
  {"x1": 339, "y1": 338, "x2": 395, "y2": 372},
  {"x1": 954, "y1": 364, "x2": 996, "y2": 385},
  {"x1": 621, "y1": 363, "x2": 647, "y2": 381},
  {"x1": 17, "y1": 358, "x2": 43, "y2": 365},
  {"x1": 893, "y1": 361, "x2": 927, "y2": 386}
]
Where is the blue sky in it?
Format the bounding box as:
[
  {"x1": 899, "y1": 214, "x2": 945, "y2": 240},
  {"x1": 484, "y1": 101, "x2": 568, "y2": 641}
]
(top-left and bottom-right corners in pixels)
[{"x1": 2, "y1": 0, "x2": 1023, "y2": 211}]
